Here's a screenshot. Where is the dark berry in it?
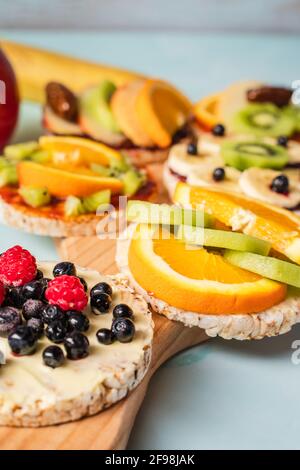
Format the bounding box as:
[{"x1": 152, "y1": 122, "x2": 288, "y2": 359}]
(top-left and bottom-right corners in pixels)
[
  {"x1": 53, "y1": 262, "x2": 76, "y2": 277},
  {"x1": 27, "y1": 317, "x2": 44, "y2": 339},
  {"x1": 212, "y1": 123, "x2": 225, "y2": 137},
  {"x1": 22, "y1": 299, "x2": 44, "y2": 320},
  {"x1": 187, "y1": 142, "x2": 197, "y2": 156},
  {"x1": 96, "y1": 328, "x2": 115, "y2": 345},
  {"x1": 43, "y1": 345, "x2": 65, "y2": 368},
  {"x1": 113, "y1": 304, "x2": 133, "y2": 319},
  {"x1": 111, "y1": 318, "x2": 135, "y2": 343},
  {"x1": 91, "y1": 282, "x2": 113, "y2": 298},
  {"x1": 8, "y1": 325, "x2": 37, "y2": 355},
  {"x1": 212, "y1": 167, "x2": 225, "y2": 182},
  {"x1": 78, "y1": 277, "x2": 88, "y2": 292},
  {"x1": 42, "y1": 304, "x2": 65, "y2": 324},
  {"x1": 0, "y1": 306, "x2": 22, "y2": 337},
  {"x1": 66, "y1": 311, "x2": 89, "y2": 332},
  {"x1": 5, "y1": 286, "x2": 26, "y2": 308},
  {"x1": 91, "y1": 293, "x2": 111, "y2": 315},
  {"x1": 64, "y1": 331, "x2": 89, "y2": 360},
  {"x1": 277, "y1": 135, "x2": 288, "y2": 147},
  {"x1": 40, "y1": 278, "x2": 51, "y2": 302},
  {"x1": 45, "y1": 320, "x2": 68, "y2": 344},
  {"x1": 22, "y1": 280, "x2": 44, "y2": 300},
  {"x1": 35, "y1": 269, "x2": 44, "y2": 280},
  {"x1": 271, "y1": 174, "x2": 289, "y2": 194}
]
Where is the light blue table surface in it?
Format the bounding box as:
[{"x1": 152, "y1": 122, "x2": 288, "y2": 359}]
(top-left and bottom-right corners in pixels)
[{"x1": 1, "y1": 31, "x2": 300, "y2": 450}]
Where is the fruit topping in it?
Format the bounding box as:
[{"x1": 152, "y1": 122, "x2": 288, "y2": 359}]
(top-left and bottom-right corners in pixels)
[
  {"x1": 27, "y1": 317, "x2": 44, "y2": 339},
  {"x1": 91, "y1": 282, "x2": 113, "y2": 298},
  {"x1": 78, "y1": 277, "x2": 88, "y2": 292},
  {"x1": 277, "y1": 135, "x2": 288, "y2": 147},
  {"x1": 121, "y1": 170, "x2": 144, "y2": 197},
  {"x1": 271, "y1": 174, "x2": 289, "y2": 194},
  {"x1": 194, "y1": 93, "x2": 220, "y2": 130},
  {"x1": 64, "y1": 331, "x2": 89, "y2": 360},
  {"x1": 0, "y1": 307, "x2": 22, "y2": 337},
  {"x1": 46, "y1": 82, "x2": 78, "y2": 122},
  {"x1": 212, "y1": 167, "x2": 225, "y2": 182},
  {"x1": 45, "y1": 320, "x2": 68, "y2": 344},
  {"x1": 0, "y1": 165, "x2": 18, "y2": 187},
  {"x1": 66, "y1": 311, "x2": 90, "y2": 332},
  {"x1": 212, "y1": 123, "x2": 225, "y2": 137},
  {"x1": 8, "y1": 325, "x2": 37, "y2": 355},
  {"x1": 42, "y1": 304, "x2": 65, "y2": 324},
  {"x1": 22, "y1": 299, "x2": 44, "y2": 320},
  {"x1": 246, "y1": 86, "x2": 292, "y2": 107},
  {"x1": 45, "y1": 275, "x2": 88, "y2": 312},
  {"x1": 0, "y1": 246, "x2": 37, "y2": 287},
  {"x1": 4, "y1": 141, "x2": 39, "y2": 161},
  {"x1": 64, "y1": 196, "x2": 85, "y2": 217},
  {"x1": 113, "y1": 304, "x2": 134, "y2": 319},
  {"x1": 19, "y1": 186, "x2": 51, "y2": 208},
  {"x1": 91, "y1": 292, "x2": 111, "y2": 315},
  {"x1": 35, "y1": 269, "x2": 44, "y2": 280},
  {"x1": 0, "y1": 281, "x2": 4, "y2": 306},
  {"x1": 111, "y1": 318, "x2": 135, "y2": 343},
  {"x1": 5, "y1": 286, "x2": 26, "y2": 308},
  {"x1": 232, "y1": 103, "x2": 295, "y2": 137},
  {"x1": 187, "y1": 142, "x2": 198, "y2": 155},
  {"x1": 221, "y1": 141, "x2": 288, "y2": 171},
  {"x1": 22, "y1": 280, "x2": 45, "y2": 300},
  {"x1": 43, "y1": 345, "x2": 65, "y2": 368},
  {"x1": 96, "y1": 328, "x2": 115, "y2": 345},
  {"x1": 53, "y1": 262, "x2": 77, "y2": 277},
  {"x1": 82, "y1": 189, "x2": 111, "y2": 213},
  {"x1": 43, "y1": 105, "x2": 83, "y2": 136}
]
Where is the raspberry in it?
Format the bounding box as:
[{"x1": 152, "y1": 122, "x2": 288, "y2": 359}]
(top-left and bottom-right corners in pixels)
[
  {"x1": 45, "y1": 275, "x2": 88, "y2": 312},
  {"x1": 0, "y1": 281, "x2": 5, "y2": 306},
  {"x1": 0, "y1": 246, "x2": 37, "y2": 287}
]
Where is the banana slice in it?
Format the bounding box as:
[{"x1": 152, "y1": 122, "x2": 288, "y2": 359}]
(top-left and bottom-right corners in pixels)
[
  {"x1": 187, "y1": 165, "x2": 241, "y2": 193},
  {"x1": 168, "y1": 142, "x2": 223, "y2": 177},
  {"x1": 240, "y1": 167, "x2": 300, "y2": 208},
  {"x1": 286, "y1": 140, "x2": 300, "y2": 166}
]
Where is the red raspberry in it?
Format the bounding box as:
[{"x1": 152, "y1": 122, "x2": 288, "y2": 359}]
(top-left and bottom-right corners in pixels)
[
  {"x1": 0, "y1": 281, "x2": 4, "y2": 306},
  {"x1": 45, "y1": 275, "x2": 88, "y2": 311},
  {"x1": 0, "y1": 246, "x2": 37, "y2": 287}
]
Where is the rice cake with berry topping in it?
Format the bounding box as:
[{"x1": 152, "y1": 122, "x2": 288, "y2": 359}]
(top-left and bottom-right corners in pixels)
[{"x1": 0, "y1": 261, "x2": 153, "y2": 427}]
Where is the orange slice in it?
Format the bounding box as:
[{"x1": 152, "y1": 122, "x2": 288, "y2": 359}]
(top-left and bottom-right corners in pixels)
[
  {"x1": 136, "y1": 79, "x2": 192, "y2": 148},
  {"x1": 128, "y1": 224, "x2": 286, "y2": 315},
  {"x1": 174, "y1": 183, "x2": 300, "y2": 264},
  {"x1": 39, "y1": 136, "x2": 122, "y2": 167},
  {"x1": 18, "y1": 161, "x2": 123, "y2": 198},
  {"x1": 194, "y1": 93, "x2": 221, "y2": 130}
]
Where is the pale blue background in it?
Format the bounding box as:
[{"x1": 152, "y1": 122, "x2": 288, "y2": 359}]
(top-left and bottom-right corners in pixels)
[{"x1": 1, "y1": 31, "x2": 300, "y2": 450}]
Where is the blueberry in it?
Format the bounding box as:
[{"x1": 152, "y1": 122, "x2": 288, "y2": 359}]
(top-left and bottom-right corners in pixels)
[
  {"x1": 212, "y1": 123, "x2": 225, "y2": 137},
  {"x1": 91, "y1": 293, "x2": 111, "y2": 315},
  {"x1": 27, "y1": 317, "x2": 44, "y2": 339},
  {"x1": 277, "y1": 135, "x2": 288, "y2": 147},
  {"x1": 271, "y1": 174, "x2": 289, "y2": 194},
  {"x1": 113, "y1": 304, "x2": 133, "y2": 319},
  {"x1": 111, "y1": 318, "x2": 135, "y2": 343},
  {"x1": 53, "y1": 262, "x2": 76, "y2": 277},
  {"x1": 40, "y1": 278, "x2": 51, "y2": 302},
  {"x1": 22, "y1": 299, "x2": 44, "y2": 320},
  {"x1": 43, "y1": 345, "x2": 65, "y2": 368},
  {"x1": 0, "y1": 307, "x2": 22, "y2": 337},
  {"x1": 66, "y1": 311, "x2": 89, "y2": 332},
  {"x1": 212, "y1": 167, "x2": 225, "y2": 182},
  {"x1": 35, "y1": 269, "x2": 44, "y2": 281},
  {"x1": 78, "y1": 277, "x2": 88, "y2": 292},
  {"x1": 187, "y1": 142, "x2": 197, "y2": 156},
  {"x1": 42, "y1": 305, "x2": 65, "y2": 324},
  {"x1": 91, "y1": 282, "x2": 113, "y2": 298},
  {"x1": 5, "y1": 286, "x2": 26, "y2": 308},
  {"x1": 45, "y1": 320, "x2": 68, "y2": 344},
  {"x1": 8, "y1": 325, "x2": 37, "y2": 355},
  {"x1": 64, "y1": 331, "x2": 89, "y2": 360},
  {"x1": 96, "y1": 328, "x2": 115, "y2": 345},
  {"x1": 22, "y1": 280, "x2": 44, "y2": 300}
]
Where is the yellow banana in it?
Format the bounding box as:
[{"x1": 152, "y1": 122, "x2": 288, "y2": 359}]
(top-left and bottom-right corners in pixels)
[{"x1": 1, "y1": 40, "x2": 144, "y2": 103}]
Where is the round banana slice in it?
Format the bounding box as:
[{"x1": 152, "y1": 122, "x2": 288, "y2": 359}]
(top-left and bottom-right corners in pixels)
[
  {"x1": 168, "y1": 142, "x2": 223, "y2": 177},
  {"x1": 187, "y1": 165, "x2": 241, "y2": 193},
  {"x1": 286, "y1": 140, "x2": 300, "y2": 166},
  {"x1": 240, "y1": 167, "x2": 300, "y2": 209}
]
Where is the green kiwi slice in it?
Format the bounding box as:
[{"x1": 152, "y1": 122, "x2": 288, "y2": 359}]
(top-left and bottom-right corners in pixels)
[{"x1": 221, "y1": 140, "x2": 288, "y2": 171}]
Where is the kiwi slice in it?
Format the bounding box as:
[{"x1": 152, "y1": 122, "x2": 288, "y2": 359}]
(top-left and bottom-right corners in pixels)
[
  {"x1": 126, "y1": 201, "x2": 213, "y2": 228},
  {"x1": 90, "y1": 163, "x2": 112, "y2": 177},
  {"x1": 221, "y1": 141, "x2": 288, "y2": 171},
  {"x1": 121, "y1": 170, "x2": 144, "y2": 197},
  {"x1": 284, "y1": 105, "x2": 300, "y2": 132},
  {"x1": 4, "y1": 141, "x2": 39, "y2": 161},
  {"x1": 19, "y1": 186, "x2": 51, "y2": 208},
  {"x1": 224, "y1": 249, "x2": 300, "y2": 288},
  {"x1": 176, "y1": 226, "x2": 271, "y2": 255},
  {"x1": 0, "y1": 166, "x2": 18, "y2": 187},
  {"x1": 64, "y1": 196, "x2": 85, "y2": 217},
  {"x1": 82, "y1": 189, "x2": 111, "y2": 213},
  {"x1": 30, "y1": 149, "x2": 51, "y2": 164},
  {"x1": 232, "y1": 103, "x2": 295, "y2": 137}
]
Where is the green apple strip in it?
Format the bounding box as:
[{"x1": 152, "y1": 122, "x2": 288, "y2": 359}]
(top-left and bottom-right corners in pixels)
[
  {"x1": 176, "y1": 226, "x2": 271, "y2": 255},
  {"x1": 224, "y1": 250, "x2": 300, "y2": 288}
]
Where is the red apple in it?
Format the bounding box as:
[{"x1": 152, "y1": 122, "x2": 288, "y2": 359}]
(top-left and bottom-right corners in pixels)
[{"x1": 0, "y1": 48, "x2": 19, "y2": 151}]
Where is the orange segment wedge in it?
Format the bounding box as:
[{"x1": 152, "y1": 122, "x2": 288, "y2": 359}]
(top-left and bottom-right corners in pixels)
[
  {"x1": 174, "y1": 183, "x2": 300, "y2": 264},
  {"x1": 128, "y1": 224, "x2": 286, "y2": 315},
  {"x1": 194, "y1": 93, "x2": 221, "y2": 130},
  {"x1": 39, "y1": 136, "x2": 122, "y2": 167},
  {"x1": 136, "y1": 79, "x2": 192, "y2": 148},
  {"x1": 18, "y1": 161, "x2": 123, "y2": 198}
]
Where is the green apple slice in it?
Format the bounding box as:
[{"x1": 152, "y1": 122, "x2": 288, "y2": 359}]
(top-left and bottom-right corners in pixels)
[
  {"x1": 176, "y1": 226, "x2": 271, "y2": 255},
  {"x1": 126, "y1": 201, "x2": 214, "y2": 228},
  {"x1": 224, "y1": 250, "x2": 300, "y2": 288}
]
